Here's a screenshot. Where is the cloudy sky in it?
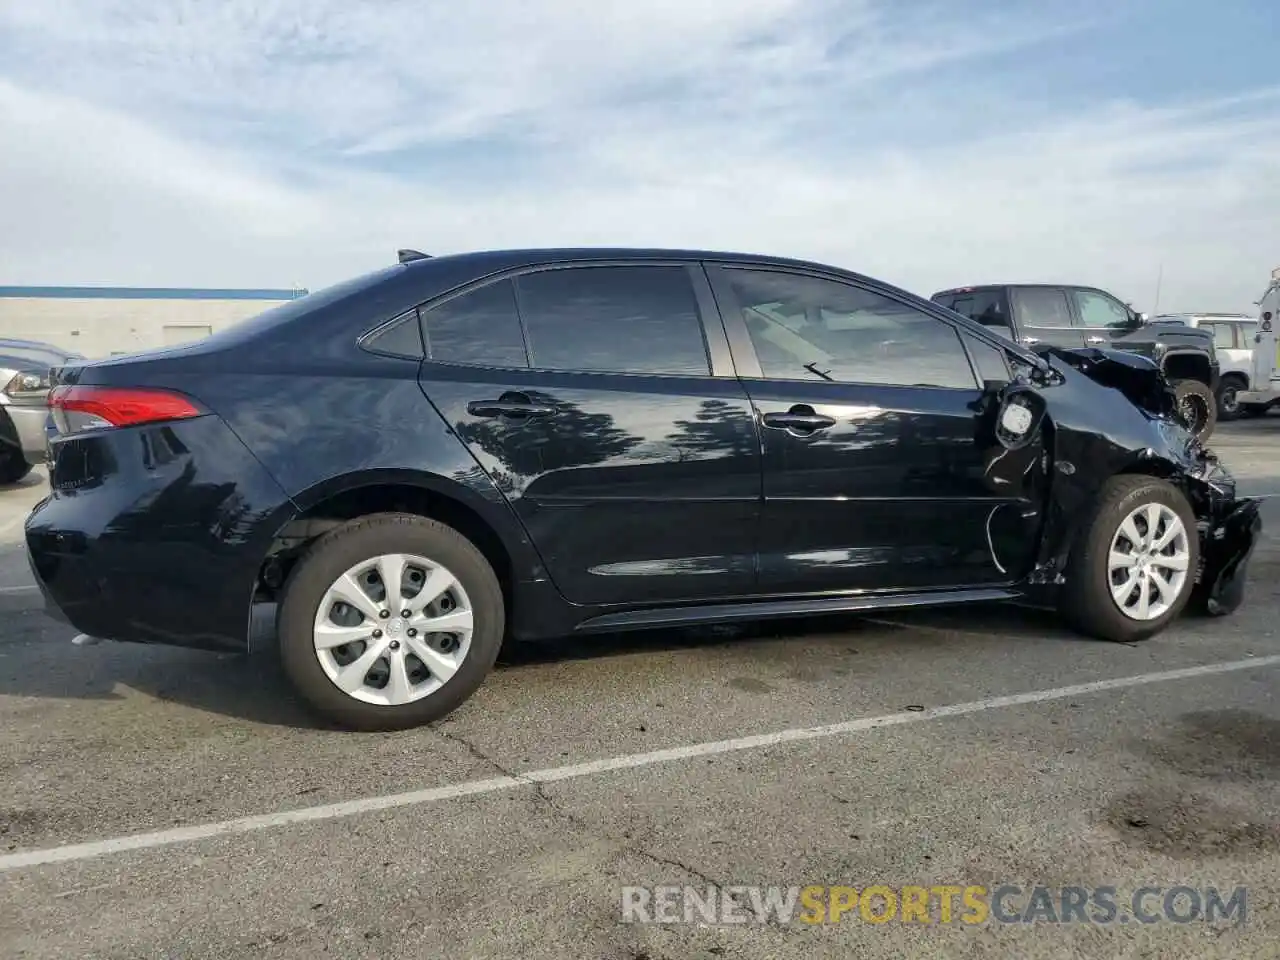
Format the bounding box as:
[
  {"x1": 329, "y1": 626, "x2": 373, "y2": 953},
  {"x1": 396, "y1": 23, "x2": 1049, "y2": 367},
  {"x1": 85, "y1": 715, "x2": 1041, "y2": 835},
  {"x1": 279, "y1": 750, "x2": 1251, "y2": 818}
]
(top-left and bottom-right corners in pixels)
[{"x1": 1, "y1": 0, "x2": 1277, "y2": 312}]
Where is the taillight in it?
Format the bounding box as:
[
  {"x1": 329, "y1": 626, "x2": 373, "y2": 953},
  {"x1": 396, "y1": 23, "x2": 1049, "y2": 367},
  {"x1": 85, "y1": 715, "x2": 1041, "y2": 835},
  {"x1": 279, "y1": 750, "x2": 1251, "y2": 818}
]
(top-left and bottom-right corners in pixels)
[{"x1": 48, "y1": 385, "x2": 203, "y2": 436}]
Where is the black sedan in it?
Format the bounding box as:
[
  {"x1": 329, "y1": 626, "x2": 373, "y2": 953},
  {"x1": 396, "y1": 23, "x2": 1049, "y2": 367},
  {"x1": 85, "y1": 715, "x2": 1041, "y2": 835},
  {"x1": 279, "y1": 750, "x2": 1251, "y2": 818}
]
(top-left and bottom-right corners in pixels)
[{"x1": 25, "y1": 248, "x2": 1261, "y2": 730}]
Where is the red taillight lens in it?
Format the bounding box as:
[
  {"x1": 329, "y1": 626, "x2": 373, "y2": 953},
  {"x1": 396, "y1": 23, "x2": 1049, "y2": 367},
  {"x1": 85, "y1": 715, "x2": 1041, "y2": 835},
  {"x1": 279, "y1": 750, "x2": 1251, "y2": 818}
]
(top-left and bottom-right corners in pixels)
[{"x1": 48, "y1": 385, "x2": 203, "y2": 435}]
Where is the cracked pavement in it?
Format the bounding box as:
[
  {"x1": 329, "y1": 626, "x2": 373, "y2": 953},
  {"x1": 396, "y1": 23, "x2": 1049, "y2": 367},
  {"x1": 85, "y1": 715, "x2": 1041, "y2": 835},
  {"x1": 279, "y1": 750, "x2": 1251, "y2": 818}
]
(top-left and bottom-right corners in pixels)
[{"x1": 2, "y1": 419, "x2": 1280, "y2": 958}]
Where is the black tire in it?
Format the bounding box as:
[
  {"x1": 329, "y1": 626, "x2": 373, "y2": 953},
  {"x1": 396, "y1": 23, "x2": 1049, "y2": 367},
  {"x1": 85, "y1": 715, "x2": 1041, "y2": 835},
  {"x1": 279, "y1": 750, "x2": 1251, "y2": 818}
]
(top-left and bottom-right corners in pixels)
[
  {"x1": 277, "y1": 512, "x2": 505, "y2": 731},
  {"x1": 1171, "y1": 379, "x2": 1217, "y2": 439},
  {"x1": 1058, "y1": 475, "x2": 1199, "y2": 643},
  {"x1": 0, "y1": 448, "x2": 31, "y2": 485},
  {"x1": 1214, "y1": 374, "x2": 1247, "y2": 422}
]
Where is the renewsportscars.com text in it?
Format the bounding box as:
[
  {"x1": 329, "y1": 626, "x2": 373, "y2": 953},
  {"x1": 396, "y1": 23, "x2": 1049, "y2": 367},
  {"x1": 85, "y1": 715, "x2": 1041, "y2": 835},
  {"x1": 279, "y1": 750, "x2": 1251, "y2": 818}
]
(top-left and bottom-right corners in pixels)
[{"x1": 620, "y1": 884, "x2": 1247, "y2": 926}]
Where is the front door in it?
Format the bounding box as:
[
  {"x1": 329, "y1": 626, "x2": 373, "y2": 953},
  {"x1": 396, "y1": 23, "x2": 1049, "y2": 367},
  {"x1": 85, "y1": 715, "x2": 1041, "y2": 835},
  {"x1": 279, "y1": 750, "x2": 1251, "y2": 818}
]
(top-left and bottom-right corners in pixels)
[
  {"x1": 707, "y1": 264, "x2": 1042, "y2": 594},
  {"x1": 1069, "y1": 287, "x2": 1139, "y2": 350},
  {"x1": 416, "y1": 262, "x2": 762, "y2": 606}
]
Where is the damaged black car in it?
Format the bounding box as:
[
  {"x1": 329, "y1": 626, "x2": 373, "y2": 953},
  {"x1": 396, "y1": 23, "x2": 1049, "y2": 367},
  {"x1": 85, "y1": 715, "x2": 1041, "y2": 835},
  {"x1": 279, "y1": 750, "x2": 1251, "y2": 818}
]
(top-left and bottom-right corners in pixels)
[{"x1": 25, "y1": 248, "x2": 1262, "y2": 730}]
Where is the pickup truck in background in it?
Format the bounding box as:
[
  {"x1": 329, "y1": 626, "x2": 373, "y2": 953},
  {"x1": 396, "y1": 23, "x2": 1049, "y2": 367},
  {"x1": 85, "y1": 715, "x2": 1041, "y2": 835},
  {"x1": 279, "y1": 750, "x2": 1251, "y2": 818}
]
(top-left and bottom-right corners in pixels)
[{"x1": 930, "y1": 283, "x2": 1220, "y2": 439}]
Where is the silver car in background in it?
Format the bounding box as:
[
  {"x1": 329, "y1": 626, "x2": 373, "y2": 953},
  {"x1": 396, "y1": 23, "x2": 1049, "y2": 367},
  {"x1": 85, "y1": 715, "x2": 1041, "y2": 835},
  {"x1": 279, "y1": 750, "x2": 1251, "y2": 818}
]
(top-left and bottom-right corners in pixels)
[{"x1": 0, "y1": 338, "x2": 85, "y2": 483}]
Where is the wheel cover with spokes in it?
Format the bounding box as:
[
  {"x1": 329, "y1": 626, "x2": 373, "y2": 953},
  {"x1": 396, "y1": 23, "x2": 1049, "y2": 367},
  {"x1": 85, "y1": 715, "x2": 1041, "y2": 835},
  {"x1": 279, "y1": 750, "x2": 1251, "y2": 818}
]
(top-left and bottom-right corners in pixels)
[
  {"x1": 1107, "y1": 503, "x2": 1191, "y2": 621},
  {"x1": 313, "y1": 553, "x2": 474, "y2": 706}
]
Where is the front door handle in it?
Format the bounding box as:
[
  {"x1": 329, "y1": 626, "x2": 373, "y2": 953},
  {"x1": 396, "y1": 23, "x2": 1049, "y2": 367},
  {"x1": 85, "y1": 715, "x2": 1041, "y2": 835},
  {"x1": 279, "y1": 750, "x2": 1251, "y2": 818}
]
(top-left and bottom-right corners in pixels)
[
  {"x1": 762, "y1": 405, "x2": 836, "y2": 435},
  {"x1": 467, "y1": 393, "x2": 557, "y2": 419},
  {"x1": 1085, "y1": 336, "x2": 1105, "y2": 344}
]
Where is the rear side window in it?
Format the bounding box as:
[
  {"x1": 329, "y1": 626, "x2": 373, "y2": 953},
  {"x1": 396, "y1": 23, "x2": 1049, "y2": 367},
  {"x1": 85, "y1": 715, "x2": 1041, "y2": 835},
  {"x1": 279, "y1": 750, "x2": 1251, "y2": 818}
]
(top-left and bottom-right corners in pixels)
[
  {"x1": 1013, "y1": 288, "x2": 1073, "y2": 327},
  {"x1": 515, "y1": 265, "x2": 710, "y2": 376},
  {"x1": 421, "y1": 280, "x2": 529, "y2": 368}
]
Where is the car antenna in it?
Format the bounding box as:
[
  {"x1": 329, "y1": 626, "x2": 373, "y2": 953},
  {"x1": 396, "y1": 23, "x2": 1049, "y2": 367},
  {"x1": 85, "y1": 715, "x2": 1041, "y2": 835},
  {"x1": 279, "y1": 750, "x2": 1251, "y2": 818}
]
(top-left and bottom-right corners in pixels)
[{"x1": 397, "y1": 249, "x2": 431, "y2": 264}]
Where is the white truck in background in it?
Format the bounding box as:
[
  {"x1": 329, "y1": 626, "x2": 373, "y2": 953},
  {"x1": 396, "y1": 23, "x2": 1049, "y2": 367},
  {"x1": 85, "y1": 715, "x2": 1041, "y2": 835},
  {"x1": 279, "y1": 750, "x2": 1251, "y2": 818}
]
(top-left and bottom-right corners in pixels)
[
  {"x1": 1234, "y1": 267, "x2": 1280, "y2": 416},
  {"x1": 1150, "y1": 311, "x2": 1257, "y2": 419}
]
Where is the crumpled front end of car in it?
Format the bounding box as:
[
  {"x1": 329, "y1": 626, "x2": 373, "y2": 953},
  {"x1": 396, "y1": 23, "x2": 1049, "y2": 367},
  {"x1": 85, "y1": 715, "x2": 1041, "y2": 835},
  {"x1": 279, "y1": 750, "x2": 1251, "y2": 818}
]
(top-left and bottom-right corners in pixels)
[
  {"x1": 1173, "y1": 444, "x2": 1262, "y2": 617},
  {"x1": 1009, "y1": 345, "x2": 1263, "y2": 617}
]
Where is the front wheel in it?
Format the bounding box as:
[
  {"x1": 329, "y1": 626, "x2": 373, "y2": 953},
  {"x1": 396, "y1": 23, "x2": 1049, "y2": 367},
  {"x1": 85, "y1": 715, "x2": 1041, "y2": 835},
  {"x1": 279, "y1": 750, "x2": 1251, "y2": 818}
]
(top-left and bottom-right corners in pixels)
[
  {"x1": 1171, "y1": 379, "x2": 1217, "y2": 440},
  {"x1": 1058, "y1": 475, "x2": 1199, "y2": 643},
  {"x1": 277, "y1": 513, "x2": 505, "y2": 731}
]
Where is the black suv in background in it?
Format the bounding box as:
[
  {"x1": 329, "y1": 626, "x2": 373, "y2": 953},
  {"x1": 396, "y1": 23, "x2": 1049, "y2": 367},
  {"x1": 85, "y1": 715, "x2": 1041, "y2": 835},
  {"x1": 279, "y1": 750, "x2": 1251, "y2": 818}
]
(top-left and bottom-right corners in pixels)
[
  {"x1": 26, "y1": 249, "x2": 1260, "y2": 730},
  {"x1": 931, "y1": 284, "x2": 1220, "y2": 438}
]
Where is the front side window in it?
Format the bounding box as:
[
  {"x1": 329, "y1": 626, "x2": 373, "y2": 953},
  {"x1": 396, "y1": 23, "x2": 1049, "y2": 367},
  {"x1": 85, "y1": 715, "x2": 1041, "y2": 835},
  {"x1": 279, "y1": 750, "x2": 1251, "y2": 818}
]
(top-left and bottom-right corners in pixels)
[
  {"x1": 725, "y1": 269, "x2": 976, "y2": 389},
  {"x1": 1073, "y1": 290, "x2": 1132, "y2": 329},
  {"x1": 515, "y1": 265, "x2": 710, "y2": 376},
  {"x1": 420, "y1": 280, "x2": 529, "y2": 368}
]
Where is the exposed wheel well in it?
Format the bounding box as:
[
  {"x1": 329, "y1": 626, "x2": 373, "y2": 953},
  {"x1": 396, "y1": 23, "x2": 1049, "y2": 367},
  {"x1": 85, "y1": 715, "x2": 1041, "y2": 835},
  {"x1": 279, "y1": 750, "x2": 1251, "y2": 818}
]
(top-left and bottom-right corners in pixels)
[
  {"x1": 1161, "y1": 352, "x2": 1212, "y2": 385},
  {"x1": 1218, "y1": 371, "x2": 1248, "y2": 387},
  {"x1": 258, "y1": 484, "x2": 513, "y2": 607}
]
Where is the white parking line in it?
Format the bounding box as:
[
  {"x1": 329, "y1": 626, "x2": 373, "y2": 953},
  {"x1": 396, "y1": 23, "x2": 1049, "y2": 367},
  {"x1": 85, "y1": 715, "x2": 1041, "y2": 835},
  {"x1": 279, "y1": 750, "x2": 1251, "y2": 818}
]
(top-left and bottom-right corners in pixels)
[
  {"x1": 0, "y1": 585, "x2": 37, "y2": 595},
  {"x1": 1, "y1": 653, "x2": 1278, "y2": 873}
]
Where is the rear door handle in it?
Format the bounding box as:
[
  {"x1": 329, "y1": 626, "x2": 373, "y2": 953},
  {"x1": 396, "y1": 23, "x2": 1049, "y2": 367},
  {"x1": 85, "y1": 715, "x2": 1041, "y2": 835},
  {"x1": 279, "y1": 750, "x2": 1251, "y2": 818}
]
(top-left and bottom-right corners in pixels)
[
  {"x1": 466, "y1": 393, "x2": 557, "y2": 419},
  {"x1": 761, "y1": 405, "x2": 836, "y2": 434}
]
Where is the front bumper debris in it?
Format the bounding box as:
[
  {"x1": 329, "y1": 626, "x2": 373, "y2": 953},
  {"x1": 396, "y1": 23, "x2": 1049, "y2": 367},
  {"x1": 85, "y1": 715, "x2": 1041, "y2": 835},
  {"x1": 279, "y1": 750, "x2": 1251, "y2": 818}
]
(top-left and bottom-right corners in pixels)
[{"x1": 1189, "y1": 496, "x2": 1262, "y2": 616}]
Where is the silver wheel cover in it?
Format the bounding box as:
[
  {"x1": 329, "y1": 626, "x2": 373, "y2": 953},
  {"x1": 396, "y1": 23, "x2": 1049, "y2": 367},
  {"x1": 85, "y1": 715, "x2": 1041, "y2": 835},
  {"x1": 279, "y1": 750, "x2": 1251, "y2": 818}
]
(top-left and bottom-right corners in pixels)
[
  {"x1": 1106, "y1": 502, "x2": 1191, "y2": 621},
  {"x1": 313, "y1": 553, "x2": 473, "y2": 706}
]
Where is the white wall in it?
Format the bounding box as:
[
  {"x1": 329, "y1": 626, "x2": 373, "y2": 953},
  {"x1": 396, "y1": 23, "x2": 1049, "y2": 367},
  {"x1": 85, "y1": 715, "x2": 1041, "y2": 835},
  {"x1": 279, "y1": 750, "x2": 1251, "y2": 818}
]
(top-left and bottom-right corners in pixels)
[{"x1": 0, "y1": 297, "x2": 291, "y2": 358}]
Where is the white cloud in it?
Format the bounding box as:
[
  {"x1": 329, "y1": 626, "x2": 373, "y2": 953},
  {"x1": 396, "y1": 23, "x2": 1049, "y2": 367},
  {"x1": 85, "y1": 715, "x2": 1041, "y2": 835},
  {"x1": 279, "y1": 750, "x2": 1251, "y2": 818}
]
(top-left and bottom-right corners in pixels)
[{"x1": 0, "y1": 0, "x2": 1277, "y2": 312}]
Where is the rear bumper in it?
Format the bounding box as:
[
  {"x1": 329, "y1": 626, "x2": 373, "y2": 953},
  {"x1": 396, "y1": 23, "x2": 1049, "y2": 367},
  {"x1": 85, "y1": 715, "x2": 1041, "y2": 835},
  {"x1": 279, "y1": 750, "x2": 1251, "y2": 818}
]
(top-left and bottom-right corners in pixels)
[{"x1": 25, "y1": 414, "x2": 296, "y2": 651}]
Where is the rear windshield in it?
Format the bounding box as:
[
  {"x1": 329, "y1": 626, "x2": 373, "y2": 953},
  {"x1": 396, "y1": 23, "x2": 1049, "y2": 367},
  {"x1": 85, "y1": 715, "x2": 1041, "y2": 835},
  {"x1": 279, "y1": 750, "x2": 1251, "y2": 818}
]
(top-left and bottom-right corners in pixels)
[{"x1": 181, "y1": 264, "x2": 407, "y2": 349}]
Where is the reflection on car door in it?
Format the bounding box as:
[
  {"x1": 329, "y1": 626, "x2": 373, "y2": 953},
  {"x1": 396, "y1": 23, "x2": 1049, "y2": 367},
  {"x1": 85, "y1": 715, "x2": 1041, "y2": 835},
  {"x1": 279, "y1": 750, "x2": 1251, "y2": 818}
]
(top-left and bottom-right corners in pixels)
[
  {"x1": 416, "y1": 262, "x2": 762, "y2": 606},
  {"x1": 707, "y1": 263, "x2": 1044, "y2": 594}
]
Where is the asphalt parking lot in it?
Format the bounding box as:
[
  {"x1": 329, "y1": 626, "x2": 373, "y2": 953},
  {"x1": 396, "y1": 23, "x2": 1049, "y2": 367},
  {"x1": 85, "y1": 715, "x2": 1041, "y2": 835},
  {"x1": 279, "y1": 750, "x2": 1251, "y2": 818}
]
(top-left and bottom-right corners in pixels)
[{"x1": 2, "y1": 421, "x2": 1280, "y2": 959}]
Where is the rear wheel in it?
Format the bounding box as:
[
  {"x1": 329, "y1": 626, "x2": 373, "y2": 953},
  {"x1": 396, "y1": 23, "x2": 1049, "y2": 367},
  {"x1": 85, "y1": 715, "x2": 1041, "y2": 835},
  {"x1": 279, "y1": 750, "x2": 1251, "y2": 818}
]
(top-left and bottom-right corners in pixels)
[
  {"x1": 1214, "y1": 374, "x2": 1246, "y2": 422},
  {"x1": 277, "y1": 513, "x2": 504, "y2": 730},
  {"x1": 1059, "y1": 475, "x2": 1199, "y2": 643},
  {"x1": 1171, "y1": 379, "x2": 1217, "y2": 439}
]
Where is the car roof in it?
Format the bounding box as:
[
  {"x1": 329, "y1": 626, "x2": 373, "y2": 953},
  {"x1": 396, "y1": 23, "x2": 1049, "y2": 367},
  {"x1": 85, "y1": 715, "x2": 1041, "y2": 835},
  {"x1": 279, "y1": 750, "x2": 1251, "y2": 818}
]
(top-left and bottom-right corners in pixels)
[
  {"x1": 401, "y1": 246, "x2": 880, "y2": 276},
  {"x1": 931, "y1": 283, "x2": 1110, "y2": 296}
]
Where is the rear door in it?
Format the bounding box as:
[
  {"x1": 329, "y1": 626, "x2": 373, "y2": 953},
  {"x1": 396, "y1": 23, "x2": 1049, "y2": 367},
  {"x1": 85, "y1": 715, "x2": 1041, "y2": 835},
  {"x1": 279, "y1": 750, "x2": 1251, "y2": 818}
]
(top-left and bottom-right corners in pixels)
[
  {"x1": 709, "y1": 264, "x2": 1044, "y2": 594},
  {"x1": 1010, "y1": 286, "x2": 1084, "y2": 350},
  {"x1": 416, "y1": 261, "x2": 762, "y2": 606},
  {"x1": 933, "y1": 288, "x2": 1017, "y2": 343}
]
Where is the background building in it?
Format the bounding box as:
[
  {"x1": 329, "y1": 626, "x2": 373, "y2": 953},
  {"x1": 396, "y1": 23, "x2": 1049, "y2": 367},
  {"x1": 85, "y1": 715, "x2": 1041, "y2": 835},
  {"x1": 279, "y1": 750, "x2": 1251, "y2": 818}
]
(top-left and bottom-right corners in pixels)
[{"x1": 0, "y1": 286, "x2": 308, "y2": 358}]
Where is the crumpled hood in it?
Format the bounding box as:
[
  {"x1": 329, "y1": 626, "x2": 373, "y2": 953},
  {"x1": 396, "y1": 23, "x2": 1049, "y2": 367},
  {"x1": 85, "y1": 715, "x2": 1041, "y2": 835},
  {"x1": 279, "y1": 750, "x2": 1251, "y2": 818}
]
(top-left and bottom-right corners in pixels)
[{"x1": 1042, "y1": 346, "x2": 1176, "y2": 418}]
